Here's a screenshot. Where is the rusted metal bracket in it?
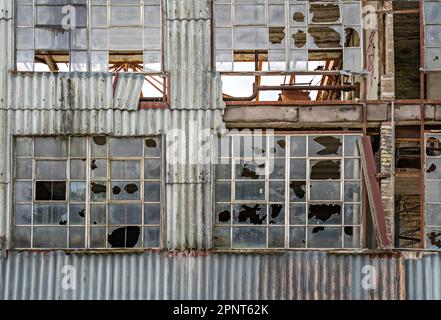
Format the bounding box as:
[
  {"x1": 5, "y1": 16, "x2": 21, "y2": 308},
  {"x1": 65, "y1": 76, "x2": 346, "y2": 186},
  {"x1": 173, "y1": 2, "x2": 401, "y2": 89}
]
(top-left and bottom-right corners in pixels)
[{"x1": 358, "y1": 136, "x2": 392, "y2": 249}]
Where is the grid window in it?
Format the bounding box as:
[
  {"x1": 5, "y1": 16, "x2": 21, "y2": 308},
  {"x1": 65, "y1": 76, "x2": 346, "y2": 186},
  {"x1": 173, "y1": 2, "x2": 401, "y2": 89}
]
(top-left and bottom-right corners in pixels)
[
  {"x1": 16, "y1": 0, "x2": 162, "y2": 72},
  {"x1": 214, "y1": 0, "x2": 362, "y2": 72},
  {"x1": 14, "y1": 136, "x2": 162, "y2": 249},
  {"x1": 424, "y1": 134, "x2": 441, "y2": 249},
  {"x1": 214, "y1": 134, "x2": 362, "y2": 249},
  {"x1": 424, "y1": 0, "x2": 441, "y2": 70}
]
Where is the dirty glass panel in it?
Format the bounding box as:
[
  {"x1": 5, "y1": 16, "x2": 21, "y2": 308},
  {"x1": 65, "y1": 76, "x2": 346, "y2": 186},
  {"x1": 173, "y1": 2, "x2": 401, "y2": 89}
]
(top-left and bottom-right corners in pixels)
[
  {"x1": 110, "y1": 138, "x2": 143, "y2": 157},
  {"x1": 235, "y1": 161, "x2": 265, "y2": 180},
  {"x1": 307, "y1": 226, "x2": 342, "y2": 248},
  {"x1": 309, "y1": 181, "x2": 341, "y2": 201},
  {"x1": 235, "y1": 181, "x2": 265, "y2": 201},
  {"x1": 269, "y1": 181, "x2": 285, "y2": 202},
  {"x1": 216, "y1": 181, "x2": 231, "y2": 202},
  {"x1": 16, "y1": 159, "x2": 32, "y2": 179},
  {"x1": 232, "y1": 227, "x2": 266, "y2": 248},
  {"x1": 308, "y1": 204, "x2": 342, "y2": 225},
  {"x1": 214, "y1": 227, "x2": 231, "y2": 248},
  {"x1": 144, "y1": 203, "x2": 160, "y2": 225},
  {"x1": 289, "y1": 226, "x2": 306, "y2": 248},
  {"x1": 290, "y1": 159, "x2": 306, "y2": 179},
  {"x1": 344, "y1": 203, "x2": 361, "y2": 225},
  {"x1": 111, "y1": 182, "x2": 140, "y2": 200},
  {"x1": 90, "y1": 204, "x2": 106, "y2": 225},
  {"x1": 344, "y1": 181, "x2": 361, "y2": 202},
  {"x1": 344, "y1": 135, "x2": 360, "y2": 157},
  {"x1": 90, "y1": 227, "x2": 107, "y2": 248},
  {"x1": 16, "y1": 137, "x2": 33, "y2": 157},
  {"x1": 215, "y1": 163, "x2": 231, "y2": 180},
  {"x1": 343, "y1": 226, "x2": 360, "y2": 248},
  {"x1": 35, "y1": 161, "x2": 66, "y2": 180},
  {"x1": 33, "y1": 227, "x2": 68, "y2": 248},
  {"x1": 144, "y1": 182, "x2": 160, "y2": 202},
  {"x1": 91, "y1": 136, "x2": 108, "y2": 157},
  {"x1": 144, "y1": 137, "x2": 161, "y2": 157},
  {"x1": 35, "y1": 137, "x2": 68, "y2": 157},
  {"x1": 289, "y1": 203, "x2": 306, "y2": 225},
  {"x1": 70, "y1": 182, "x2": 86, "y2": 201},
  {"x1": 234, "y1": 4, "x2": 265, "y2": 25},
  {"x1": 144, "y1": 159, "x2": 161, "y2": 179},
  {"x1": 290, "y1": 136, "x2": 306, "y2": 157},
  {"x1": 343, "y1": 47, "x2": 362, "y2": 72},
  {"x1": 15, "y1": 204, "x2": 32, "y2": 225},
  {"x1": 344, "y1": 158, "x2": 361, "y2": 179},
  {"x1": 308, "y1": 135, "x2": 342, "y2": 157},
  {"x1": 109, "y1": 204, "x2": 142, "y2": 225},
  {"x1": 426, "y1": 181, "x2": 441, "y2": 202},
  {"x1": 268, "y1": 226, "x2": 285, "y2": 248},
  {"x1": 91, "y1": 159, "x2": 107, "y2": 180},
  {"x1": 16, "y1": 182, "x2": 33, "y2": 202},
  {"x1": 110, "y1": 5, "x2": 141, "y2": 26},
  {"x1": 269, "y1": 4, "x2": 285, "y2": 25},
  {"x1": 110, "y1": 160, "x2": 140, "y2": 179},
  {"x1": 69, "y1": 226, "x2": 86, "y2": 248},
  {"x1": 15, "y1": 226, "x2": 31, "y2": 248},
  {"x1": 33, "y1": 204, "x2": 67, "y2": 225},
  {"x1": 70, "y1": 137, "x2": 87, "y2": 157},
  {"x1": 144, "y1": 227, "x2": 160, "y2": 247},
  {"x1": 90, "y1": 182, "x2": 107, "y2": 202},
  {"x1": 70, "y1": 159, "x2": 87, "y2": 180},
  {"x1": 310, "y1": 159, "x2": 341, "y2": 180},
  {"x1": 233, "y1": 27, "x2": 268, "y2": 50}
]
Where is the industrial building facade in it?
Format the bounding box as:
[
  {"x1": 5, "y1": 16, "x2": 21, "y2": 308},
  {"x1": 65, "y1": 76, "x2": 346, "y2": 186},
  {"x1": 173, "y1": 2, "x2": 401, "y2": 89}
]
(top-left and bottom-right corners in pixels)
[{"x1": 0, "y1": 0, "x2": 441, "y2": 299}]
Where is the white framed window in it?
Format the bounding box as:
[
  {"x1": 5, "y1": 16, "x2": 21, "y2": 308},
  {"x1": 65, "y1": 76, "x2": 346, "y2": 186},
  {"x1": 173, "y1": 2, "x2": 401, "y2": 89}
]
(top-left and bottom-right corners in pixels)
[
  {"x1": 214, "y1": 0, "x2": 363, "y2": 72},
  {"x1": 15, "y1": 0, "x2": 163, "y2": 72},
  {"x1": 214, "y1": 133, "x2": 362, "y2": 249},
  {"x1": 14, "y1": 136, "x2": 162, "y2": 249}
]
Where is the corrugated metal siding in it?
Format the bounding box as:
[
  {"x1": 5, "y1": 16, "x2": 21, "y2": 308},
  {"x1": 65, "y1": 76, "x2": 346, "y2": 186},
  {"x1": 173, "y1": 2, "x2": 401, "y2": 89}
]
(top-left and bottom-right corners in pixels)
[
  {"x1": 5, "y1": 72, "x2": 143, "y2": 111},
  {"x1": 406, "y1": 253, "x2": 441, "y2": 299},
  {"x1": 0, "y1": 251, "x2": 404, "y2": 300},
  {"x1": 166, "y1": 0, "x2": 225, "y2": 110}
]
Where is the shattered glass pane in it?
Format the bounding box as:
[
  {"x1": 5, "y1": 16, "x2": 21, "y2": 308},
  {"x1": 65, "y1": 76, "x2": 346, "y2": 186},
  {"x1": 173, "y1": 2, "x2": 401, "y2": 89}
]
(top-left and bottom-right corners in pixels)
[
  {"x1": 111, "y1": 182, "x2": 140, "y2": 200},
  {"x1": 289, "y1": 180, "x2": 306, "y2": 202},
  {"x1": 33, "y1": 205, "x2": 67, "y2": 225},
  {"x1": 215, "y1": 203, "x2": 232, "y2": 224},
  {"x1": 425, "y1": 228, "x2": 441, "y2": 250},
  {"x1": 309, "y1": 135, "x2": 342, "y2": 157},
  {"x1": 214, "y1": 227, "x2": 231, "y2": 247},
  {"x1": 69, "y1": 204, "x2": 86, "y2": 225},
  {"x1": 233, "y1": 204, "x2": 267, "y2": 225},
  {"x1": 344, "y1": 203, "x2": 361, "y2": 225},
  {"x1": 308, "y1": 204, "x2": 342, "y2": 225},
  {"x1": 343, "y1": 226, "x2": 360, "y2": 248},
  {"x1": 108, "y1": 226, "x2": 141, "y2": 248}
]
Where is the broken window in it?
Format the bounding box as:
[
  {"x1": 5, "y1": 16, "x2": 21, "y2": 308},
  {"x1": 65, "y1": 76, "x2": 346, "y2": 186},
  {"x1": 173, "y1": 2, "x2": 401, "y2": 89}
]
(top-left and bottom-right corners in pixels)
[
  {"x1": 15, "y1": 0, "x2": 165, "y2": 100},
  {"x1": 424, "y1": 133, "x2": 441, "y2": 249},
  {"x1": 14, "y1": 136, "x2": 162, "y2": 249},
  {"x1": 214, "y1": 133, "x2": 362, "y2": 249},
  {"x1": 424, "y1": 0, "x2": 441, "y2": 70},
  {"x1": 215, "y1": 0, "x2": 363, "y2": 102}
]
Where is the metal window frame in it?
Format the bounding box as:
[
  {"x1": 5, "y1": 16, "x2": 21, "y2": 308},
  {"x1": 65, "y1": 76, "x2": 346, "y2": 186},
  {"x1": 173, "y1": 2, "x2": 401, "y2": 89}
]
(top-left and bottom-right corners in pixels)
[
  {"x1": 12, "y1": 135, "x2": 163, "y2": 251},
  {"x1": 214, "y1": 133, "x2": 363, "y2": 250}
]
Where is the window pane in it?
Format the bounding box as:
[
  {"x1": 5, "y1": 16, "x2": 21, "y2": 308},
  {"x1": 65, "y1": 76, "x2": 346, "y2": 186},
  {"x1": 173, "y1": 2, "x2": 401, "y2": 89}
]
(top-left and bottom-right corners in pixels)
[
  {"x1": 35, "y1": 181, "x2": 66, "y2": 201},
  {"x1": 34, "y1": 137, "x2": 68, "y2": 157},
  {"x1": 70, "y1": 159, "x2": 86, "y2": 179},
  {"x1": 308, "y1": 204, "x2": 342, "y2": 225},
  {"x1": 109, "y1": 204, "x2": 142, "y2": 225},
  {"x1": 144, "y1": 159, "x2": 160, "y2": 179},
  {"x1": 36, "y1": 161, "x2": 66, "y2": 180},
  {"x1": 110, "y1": 138, "x2": 143, "y2": 157},
  {"x1": 215, "y1": 203, "x2": 231, "y2": 225},
  {"x1": 144, "y1": 203, "x2": 160, "y2": 224},
  {"x1": 144, "y1": 227, "x2": 160, "y2": 247},
  {"x1": 344, "y1": 226, "x2": 360, "y2": 248},
  {"x1": 16, "y1": 204, "x2": 32, "y2": 225},
  {"x1": 91, "y1": 204, "x2": 106, "y2": 225},
  {"x1": 111, "y1": 160, "x2": 140, "y2": 179},
  {"x1": 91, "y1": 182, "x2": 107, "y2": 202},
  {"x1": 344, "y1": 181, "x2": 361, "y2": 202},
  {"x1": 268, "y1": 226, "x2": 285, "y2": 248},
  {"x1": 290, "y1": 159, "x2": 306, "y2": 179},
  {"x1": 90, "y1": 227, "x2": 107, "y2": 248},
  {"x1": 289, "y1": 226, "x2": 306, "y2": 248},
  {"x1": 15, "y1": 226, "x2": 31, "y2": 248},
  {"x1": 290, "y1": 204, "x2": 306, "y2": 225},
  {"x1": 111, "y1": 182, "x2": 140, "y2": 200},
  {"x1": 69, "y1": 226, "x2": 85, "y2": 248},
  {"x1": 91, "y1": 136, "x2": 108, "y2": 157},
  {"x1": 144, "y1": 138, "x2": 161, "y2": 157},
  {"x1": 232, "y1": 227, "x2": 266, "y2": 248},
  {"x1": 235, "y1": 181, "x2": 265, "y2": 201},
  {"x1": 16, "y1": 137, "x2": 33, "y2": 157},
  {"x1": 16, "y1": 159, "x2": 32, "y2": 179},
  {"x1": 33, "y1": 204, "x2": 67, "y2": 225},
  {"x1": 308, "y1": 136, "x2": 342, "y2": 157},
  {"x1": 144, "y1": 182, "x2": 160, "y2": 202},
  {"x1": 108, "y1": 226, "x2": 141, "y2": 248},
  {"x1": 69, "y1": 204, "x2": 86, "y2": 225},
  {"x1": 33, "y1": 227, "x2": 67, "y2": 248},
  {"x1": 16, "y1": 182, "x2": 33, "y2": 202},
  {"x1": 310, "y1": 181, "x2": 340, "y2": 201},
  {"x1": 70, "y1": 182, "x2": 86, "y2": 201},
  {"x1": 344, "y1": 159, "x2": 361, "y2": 179},
  {"x1": 214, "y1": 227, "x2": 231, "y2": 247},
  {"x1": 91, "y1": 159, "x2": 107, "y2": 179},
  {"x1": 307, "y1": 226, "x2": 342, "y2": 248}
]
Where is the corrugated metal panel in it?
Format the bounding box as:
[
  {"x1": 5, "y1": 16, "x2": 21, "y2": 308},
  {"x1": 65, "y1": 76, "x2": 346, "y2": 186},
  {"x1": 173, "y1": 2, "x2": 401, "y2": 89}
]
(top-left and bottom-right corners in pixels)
[
  {"x1": 4, "y1": 72, "x2": 143, "y2": 111},
  {"x1": 166, "y1": 0, "x2": 225, "y2": 110},
  {"x1": 406, "y1": 253, "x2": 441, "y2": 299},
  {"x1": 0, "y1": 251, "x2": 404, "y2": 300}
]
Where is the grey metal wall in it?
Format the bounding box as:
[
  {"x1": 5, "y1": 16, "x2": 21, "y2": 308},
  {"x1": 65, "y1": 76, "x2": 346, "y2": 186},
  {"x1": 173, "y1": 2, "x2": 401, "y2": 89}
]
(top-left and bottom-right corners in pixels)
[
  {"x1": 0, "y1": 0, "x2": 225, "y2": 250},
  {"x1": 0, "y1": 251, "x2": 405, "y2": 300}
]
